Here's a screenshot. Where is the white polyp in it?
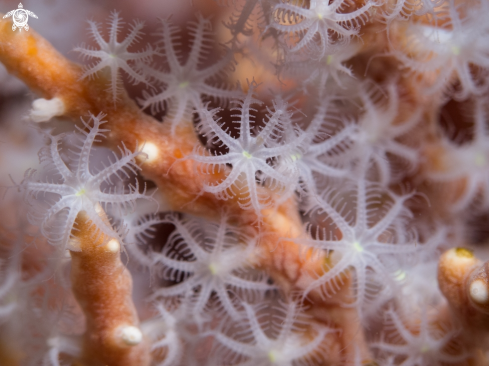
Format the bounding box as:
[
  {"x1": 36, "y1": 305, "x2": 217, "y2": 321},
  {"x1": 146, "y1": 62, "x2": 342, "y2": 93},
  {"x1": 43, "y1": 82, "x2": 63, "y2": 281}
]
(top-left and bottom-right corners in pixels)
[
  {"x1": 140, "y1": 142, "x2": 159, "y2": 163},
  {"x1": 120, "y1": 325, "x2": 143, "y2": 346},
  {"x1": 67, "y1": 237, "x2": 82, "y2": 252},
  {"x1": 47, "y1": 336, "x2": 59, "y2": 348},
  {"x1": 30, "y1": 97, "x2": 65, "y2": 122},
  {"x1": 106, "y1": 239, "x2": 120, "y2": 253},
  {"x1": 470, "y1": 279, "x2": 489, "y2": 304},
  {"x1": 94, "y1": 202, "x2": 104, "y2": 215}
]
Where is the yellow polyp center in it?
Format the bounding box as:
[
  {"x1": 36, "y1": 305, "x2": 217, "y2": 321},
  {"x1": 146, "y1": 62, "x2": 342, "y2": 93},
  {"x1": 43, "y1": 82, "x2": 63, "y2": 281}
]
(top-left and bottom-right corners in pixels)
[
  {"x1": 76, "y1": 188, "x2": 86, "y2": 196},
  {"x1": 451, "y1": 46, "x2": 460, "y2": 55},
  {"x1": 367, "y1": 130, "x2": 380, "y2": 144},
  {"x1": 353, "y1": 241, "x2": 363, "y2": 252},
  {"x1": 475, "y1": 153, "x2": 486, "y2": 167},
  {"x1": 455, "y1": 247, "x2": 474, "y2": 258},
  {"x1": 326, "y1": 55, "x2": 333, "y2": 65},
  {"x1": 243, "y1": 151, "x2": 252, "y2": 159},
  {"x1": 209, "y1": 263, "x2": 218, "y2": 275},
  {"x1": 268, "y1": 350, "x2": 278, "y2": 363},
  {"x1": 323, "y1": 251, "x2": 335, "y2": 271},
  {"x1": 420, "y1": 344, "x2": 430, "y2": 353},
  {"x1": 394, "y1": 269, "x2": 407, "y2": 282},
  {"x1": 369, "y1": 7, "x2": 377, "y2": 16},
  {"x1": 179, "y1": 81, "x2": 189, "y2": 88},
  {"x1": 291, "y1": 152, "x2": 301, "y2": 161}
]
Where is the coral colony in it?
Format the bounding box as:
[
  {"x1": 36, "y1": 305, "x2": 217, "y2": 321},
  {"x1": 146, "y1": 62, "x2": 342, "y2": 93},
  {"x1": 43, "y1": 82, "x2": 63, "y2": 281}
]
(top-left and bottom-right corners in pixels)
[{"x1": 3, "y1": 0, "x2": 489, "y2": 365}]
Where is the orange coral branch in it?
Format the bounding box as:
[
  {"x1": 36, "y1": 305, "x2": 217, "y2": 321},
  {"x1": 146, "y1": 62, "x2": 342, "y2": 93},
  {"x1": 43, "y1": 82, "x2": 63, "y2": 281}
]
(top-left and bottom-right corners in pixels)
[
  {"x1": 0, "y1": 12, "x2": 324, "y2": 296},
  {"x1": 70, "y1": 211, "x2": 150, "y2": 366},
  {"x1": 0, "y1": 17, "x2": 368, "y2": 362},
  {"x1": 438, "y1": 247, "x2": 489, "y2": 365}
]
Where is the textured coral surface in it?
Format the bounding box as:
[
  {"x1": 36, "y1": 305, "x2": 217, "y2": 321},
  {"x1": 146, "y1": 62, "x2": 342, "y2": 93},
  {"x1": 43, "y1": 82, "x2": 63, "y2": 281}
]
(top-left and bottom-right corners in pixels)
[{"x1": 1, "y1": 0, "x2": 489, "y2": 365}]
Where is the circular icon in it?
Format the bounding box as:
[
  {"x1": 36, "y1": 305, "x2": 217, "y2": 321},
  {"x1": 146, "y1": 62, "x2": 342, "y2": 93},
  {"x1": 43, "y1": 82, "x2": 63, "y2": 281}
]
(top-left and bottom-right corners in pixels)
[
  {"x1": 2, "y1": 3, "x2": 38, "y2": 32},
  {"x1": 13, "y1": 9, "x2": 28, "y2": 28}
]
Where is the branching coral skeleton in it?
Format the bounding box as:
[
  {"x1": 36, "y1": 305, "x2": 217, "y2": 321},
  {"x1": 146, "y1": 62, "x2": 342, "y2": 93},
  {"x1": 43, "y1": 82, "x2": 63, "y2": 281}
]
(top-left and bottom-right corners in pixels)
[{"x1": 2, "y1": 0, "x2": 489, "y2": 365}]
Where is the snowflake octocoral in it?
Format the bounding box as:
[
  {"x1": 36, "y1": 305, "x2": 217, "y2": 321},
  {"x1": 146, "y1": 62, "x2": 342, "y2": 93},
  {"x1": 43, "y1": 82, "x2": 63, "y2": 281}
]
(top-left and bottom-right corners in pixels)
[
  {"x1": 191, "y1": 82, "x2": 305, "y2": 215},
  {"x1": 74, "y1": 11, "x2": 155, "y2": 103},
  {"x1": 349, "y1": 83, "x2": 421, "y2": 185},
  {"x1": 22, "y1": 112, "x2": 149, "y2": 250},
  {"x1": 151, "y1": 213, "x2": 274, "y2": 320},
  {"x1": 138, "y1": 15, "x2": 241, "y2": 135},
  {"x1": 392, "y1": 0, "x2": 489, "y2": 100},
  {"x1": 214, "y1": 301, "x2": 331, "y2": 366},
  {"x1": 425, "y1": 98, "x2": 489, "y2": 211},
  {"x1": 297, "y1": 177, "x2": 416, "y2": 319},
  {"x1": 271, "y1": 0, "x2": 376, "y2": 58},
  {"x1": 371, "y1": 307, "x2": 468, "y2": 365}
]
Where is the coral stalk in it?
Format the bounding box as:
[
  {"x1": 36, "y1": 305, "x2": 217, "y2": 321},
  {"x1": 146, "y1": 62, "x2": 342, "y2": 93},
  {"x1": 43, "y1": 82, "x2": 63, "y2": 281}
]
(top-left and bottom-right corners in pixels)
[
  {"x1": 70, "y1": 211, "x2": 150, "y2": 366},
  {"x1": 438, "y1": 247, "x2": 489, "y2": 365},
  {"x1": 0, "y1": 14, "x2": 367, "y2": 363}
]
